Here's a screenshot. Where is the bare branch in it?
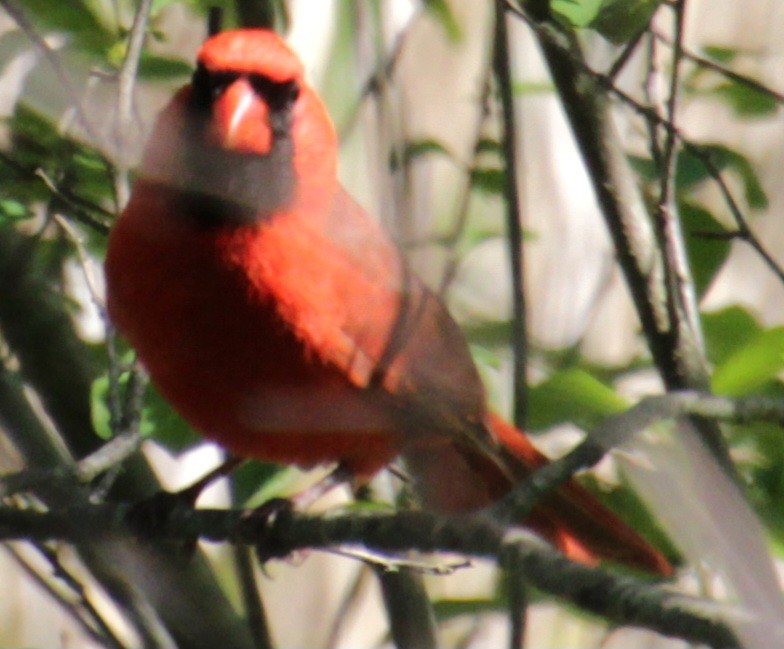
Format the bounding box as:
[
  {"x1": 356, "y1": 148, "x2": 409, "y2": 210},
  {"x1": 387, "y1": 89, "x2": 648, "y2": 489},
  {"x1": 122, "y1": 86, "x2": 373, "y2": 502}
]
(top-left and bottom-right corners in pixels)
[
  {"x1": 3, "y1": 544, "x2": 127, "y2": 649},
  {"x1": 376, "y1": 568, "x2": 438, "y2": 649},
  {"x1": 232, "y1": 546, "x2": 273, "y2": 649},
  {"x1": 0, "y1": 152, "x2": 111, "y2": 234},
  {"x1": 4, "y1": 390, "x2": 782, "y2": 647},
  {"x1": 495, "y1": 0, "x2": 529, "y2": 426},
  {"x1": 653, "y1": 30, "x2": 784, "y2": 105},
  {"x1": 114, "y1": 0, "x2": 153, "y2": 209},
  {"x1": 0, "y1": 0, "x2": 98, "y2": 141},
  {"x1": 654, "y1": 0, "x2": 708, "y2": 382},
  {"x1": 0, "y1": 502, "x2": 739, "y2": 648}
]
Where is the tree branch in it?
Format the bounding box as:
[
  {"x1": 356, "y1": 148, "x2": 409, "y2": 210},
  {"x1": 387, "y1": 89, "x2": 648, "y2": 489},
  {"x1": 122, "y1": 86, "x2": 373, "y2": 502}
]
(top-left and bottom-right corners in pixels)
[
  {"x1": 507, "y1": 3, "x2": 735, "y2": 474},
  {"x1": 114, "y1": 0, "x2": 153, "y2": 208},
  {"x1": 4, "y1": 390, "x2": 779, "y2": 647},
  {"x1": 0, "y1": 502, "x2": 738, "y2": 648},
  {"x1": 495, "y1": 0, "x2": 529, "y2": 427},
  {"x1": 0, "y1": 0, "x2": 98, "y2": 141}
]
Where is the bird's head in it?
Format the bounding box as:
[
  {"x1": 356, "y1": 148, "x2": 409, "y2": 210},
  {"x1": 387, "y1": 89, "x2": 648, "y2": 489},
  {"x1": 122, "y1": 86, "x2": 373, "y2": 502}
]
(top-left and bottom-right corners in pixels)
[
  {"x1": 140, "y1": 29, "x2": 338, "y2": 225},
  {"x1": 193, "y1": 29, "x2": 304, "y2": 155}
]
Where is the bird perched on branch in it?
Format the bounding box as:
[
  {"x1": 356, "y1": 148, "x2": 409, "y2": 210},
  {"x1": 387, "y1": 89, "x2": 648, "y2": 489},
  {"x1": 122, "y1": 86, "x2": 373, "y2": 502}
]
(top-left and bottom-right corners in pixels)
[{"x1": 105, "y1": 28, "x2": 671, "y2": 575}]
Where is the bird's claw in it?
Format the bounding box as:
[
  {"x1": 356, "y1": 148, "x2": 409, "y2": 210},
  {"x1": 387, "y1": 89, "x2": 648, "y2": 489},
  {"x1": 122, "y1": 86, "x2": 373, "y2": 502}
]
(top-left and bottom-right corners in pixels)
[{"x1": 241, "y1": 497, "x2": 295, "y2": 564}]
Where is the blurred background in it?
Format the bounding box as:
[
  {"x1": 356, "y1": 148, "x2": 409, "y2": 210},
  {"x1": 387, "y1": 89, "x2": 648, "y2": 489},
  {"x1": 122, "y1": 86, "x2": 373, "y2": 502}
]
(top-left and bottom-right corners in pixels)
[{"x1": 0, "y1": 0, "x2": 783, "y2": 647}]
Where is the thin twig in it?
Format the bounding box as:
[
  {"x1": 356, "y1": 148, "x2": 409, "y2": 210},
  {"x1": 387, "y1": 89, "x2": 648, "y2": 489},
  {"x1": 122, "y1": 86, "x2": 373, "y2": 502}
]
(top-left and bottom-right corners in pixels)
[
  {"x1": 0, "y1": 153, "x2": 111, "y2": 234},
  {"x1": 335, "y1": 25, "x2": 410, "y2": 141},
  {"x1": 104, "y1": 328, "x2": 125, "y2": 445},
  {"x1": 3, "y1": 544, "x2": 127, "y2": 649},
  {"x1": 607, "y1": 27, "x2": 649, "y2": 82},
  {"x1": 689, "y1": 150, "x2": 784, "y2": 284},
  {"x1": 324, "y1": 546, "x2": 470, "y2": 575},
  {"x1": 233, "y1": 546, "x2": 273, "y2": 649},
  {"x1": 375, "y1": 567, "x2": 439, "y2": 649},
  {"x1": 494, "y1": 0, "x2": 528, "y2": 427},
  {"x1": 324, "y1": 566, "x2": 372, "y2": 649},
  {"x1": 492, "y1": 390, "x2": 784, "y2": 525},
  {"x1": 0, "y1": 0, "x2": 98, "y2": 141},
  {"x1": 507, "y1": 2, "x2": 784, "y2": 289},
  {"x1": 644, "y1": 32, "x2": 664, "y2": 170},
  {"x1": 39, "y1": 543, "x2": 129, "y2": 649},
  {"x1": 114, "y1": 0, "x2": 153, "y2": 209},
  {"x1": 653, "y1": 30, "x2": 784, "y2": 105},
  {"x1": 616, "y1": 81, "x2": 784, "y2": 285},
  {"x1": 661, "y1": 0, "x2": 686, "y2": 184},
  {"x1": 503, "y1": 548, "x2": 527, "y2": 649},
  {"x1": 75, "y1": 430, "x2": 142, "y2": 486},
  {"x1": 655, "y1": 0, "x2": 708, "y2": 364},
  {"x1": 53, "y1": 215, "x2": 107, "y2": 315},
  {"x1": 436, "y1": 78, "x2": 494, "y2": 295}
]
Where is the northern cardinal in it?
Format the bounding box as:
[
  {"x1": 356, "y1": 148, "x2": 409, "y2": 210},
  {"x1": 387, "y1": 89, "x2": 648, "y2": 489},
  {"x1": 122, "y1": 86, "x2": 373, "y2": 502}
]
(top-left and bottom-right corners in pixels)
[{"x1": 105, "y1": 29, "x2": 671, "y2": 575}]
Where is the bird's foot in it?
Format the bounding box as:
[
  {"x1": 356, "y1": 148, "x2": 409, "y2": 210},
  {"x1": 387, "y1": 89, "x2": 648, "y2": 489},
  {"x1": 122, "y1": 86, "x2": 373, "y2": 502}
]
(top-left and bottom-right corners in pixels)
[{"x1": 125, "y1": 456, "x2": 244, "y2": 558}]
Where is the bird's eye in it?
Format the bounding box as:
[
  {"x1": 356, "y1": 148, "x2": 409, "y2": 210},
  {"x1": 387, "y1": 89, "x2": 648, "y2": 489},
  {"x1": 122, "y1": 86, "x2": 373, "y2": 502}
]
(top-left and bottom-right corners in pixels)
[
  {"x1": 208, "y1": 72, "x2": 240, "y2": 98},
  {"x1": 248, "y1": 76, "x2": 300, "y2": 111},
  {"x1": 191, "y1": 64, "x2": 210, "y2": 100},
  {"x1": 191, "y1": 65, "x2": 240, "y2": 105}
]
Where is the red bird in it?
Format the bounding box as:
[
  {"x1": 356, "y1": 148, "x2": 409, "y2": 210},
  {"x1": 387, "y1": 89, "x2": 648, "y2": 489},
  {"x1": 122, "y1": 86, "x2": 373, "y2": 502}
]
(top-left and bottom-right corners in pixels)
[{"x1": 105, "y1": 29, "x2": 671, "y2": 575}]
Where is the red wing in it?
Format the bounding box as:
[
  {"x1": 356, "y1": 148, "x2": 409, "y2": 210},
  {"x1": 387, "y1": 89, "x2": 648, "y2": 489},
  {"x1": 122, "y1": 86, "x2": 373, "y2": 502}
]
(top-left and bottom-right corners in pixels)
[{"x1": 253, "y1": 187, "x2": 490, "y2": 445}]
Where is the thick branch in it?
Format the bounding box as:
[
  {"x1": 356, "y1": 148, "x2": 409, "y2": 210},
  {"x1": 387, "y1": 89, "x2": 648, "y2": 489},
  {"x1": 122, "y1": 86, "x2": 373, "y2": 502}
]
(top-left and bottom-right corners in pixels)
[
  {"x1": 0, "y1": 503, "x2": 738, "y2": 648},
  {"x1": 4, "y1": 389, "x2": 771, "y2": 646}
]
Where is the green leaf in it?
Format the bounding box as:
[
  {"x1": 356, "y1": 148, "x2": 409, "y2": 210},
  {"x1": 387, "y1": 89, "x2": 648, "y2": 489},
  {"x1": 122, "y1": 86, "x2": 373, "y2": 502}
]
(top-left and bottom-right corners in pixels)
[
  {"x1": 725, "y1": 397, "x2": 784, "y2": 551},
  {"x1": 512, "y1": 81, "x2": 554, "y2": 95},
  {"x1": 631, "y1": 145, "x2": 767, "y2": 210},
  {"x1": 470, "y1": 167, "x2": 505, "y2": 195},
  {"x1": 702, "y1": 306, "x2": 762, "y2": 366},
  {"x1": 702, "y1": 46, "x2": 738, "y2": 64},
  {"x1": 4, "y1": 104, "x2": 114, "y2": 218},
  {"x1": 90, "y1": 373, "x2": 200, "y2": 451},
  {"x1": 16, "y1": 0, "x2": 114, "y2": 54},
  {"x1": 422, "y1": 0, "x2": 463, "y2": 42},
  {"x1": 528, "y1": 369, "x2": 629, "y2": 431},
  {"x1": 0, "y1": 199, "x2": 30, "y2": 225},
  {"x1": 90, "y1": 374, "x2": 114, "y2": 440},
  {"x1": 675, "y1": 145, "x2": 768, "y2": 209},
  {"x1": 241, "y1": 465, "x2": 312, "y2": 508},
  {"x1": 711, "y1": 327, "x2": 784, "y2": 396},
  {"x1": 475, "y1": 138, "x2": 502, "y2": 156},
  {"x1": 590, "y1": 0, "x2": 662, "y2": 44},
  {"x1": 142, "y1": 385, "x2": 202, "y2": 451},
  {"x1": 580, "y1": 473, "x2": 679, "y2": 561},
  {"x1": 229, "y1": 460, "x2": 286, "y2": 506},
  {"x1": 390, "y1": 138, "x2": 453, "y2": 171},
  {"x1": 464, "y1": 320, "x2": 513, "y2": 347},
  {"x1": 552, "y1": 0, "x2": 603, "y2": 28},
  {"x1": 710, "y1": 81, "x2": 779, "y2": 117},
  {"x1": 470, "y1": 344, "x2": 504, "y2": 372},
  {"x1": 152, "y1": 0, "x2": 188, "y2": 13},
  {"x1": 628, "y1": 154, "x2": 655, "y2": 181},
  {"x1": 137, "y1": 54, "x2": 193, "y2": 80},
  {"x1": 680, "y1": 202, "x2": 731, "y2": 296}
]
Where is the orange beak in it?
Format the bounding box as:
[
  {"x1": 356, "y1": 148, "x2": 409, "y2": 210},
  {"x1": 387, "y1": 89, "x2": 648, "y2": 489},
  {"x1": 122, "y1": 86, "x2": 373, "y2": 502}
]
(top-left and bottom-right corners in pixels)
[{"x1": 211, "y1": 77, "x2": 273, "y2": 155}]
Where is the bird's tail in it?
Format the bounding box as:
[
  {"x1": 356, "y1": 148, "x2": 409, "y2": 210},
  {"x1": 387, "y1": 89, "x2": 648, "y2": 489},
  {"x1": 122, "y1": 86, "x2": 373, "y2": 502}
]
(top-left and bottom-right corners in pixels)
[
  {"x1": 405, "y1": 412, "x2": 673, "y2": 576},
  {"x1": 487, "y1": 413, "x2": 673, "y2": 575}
]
